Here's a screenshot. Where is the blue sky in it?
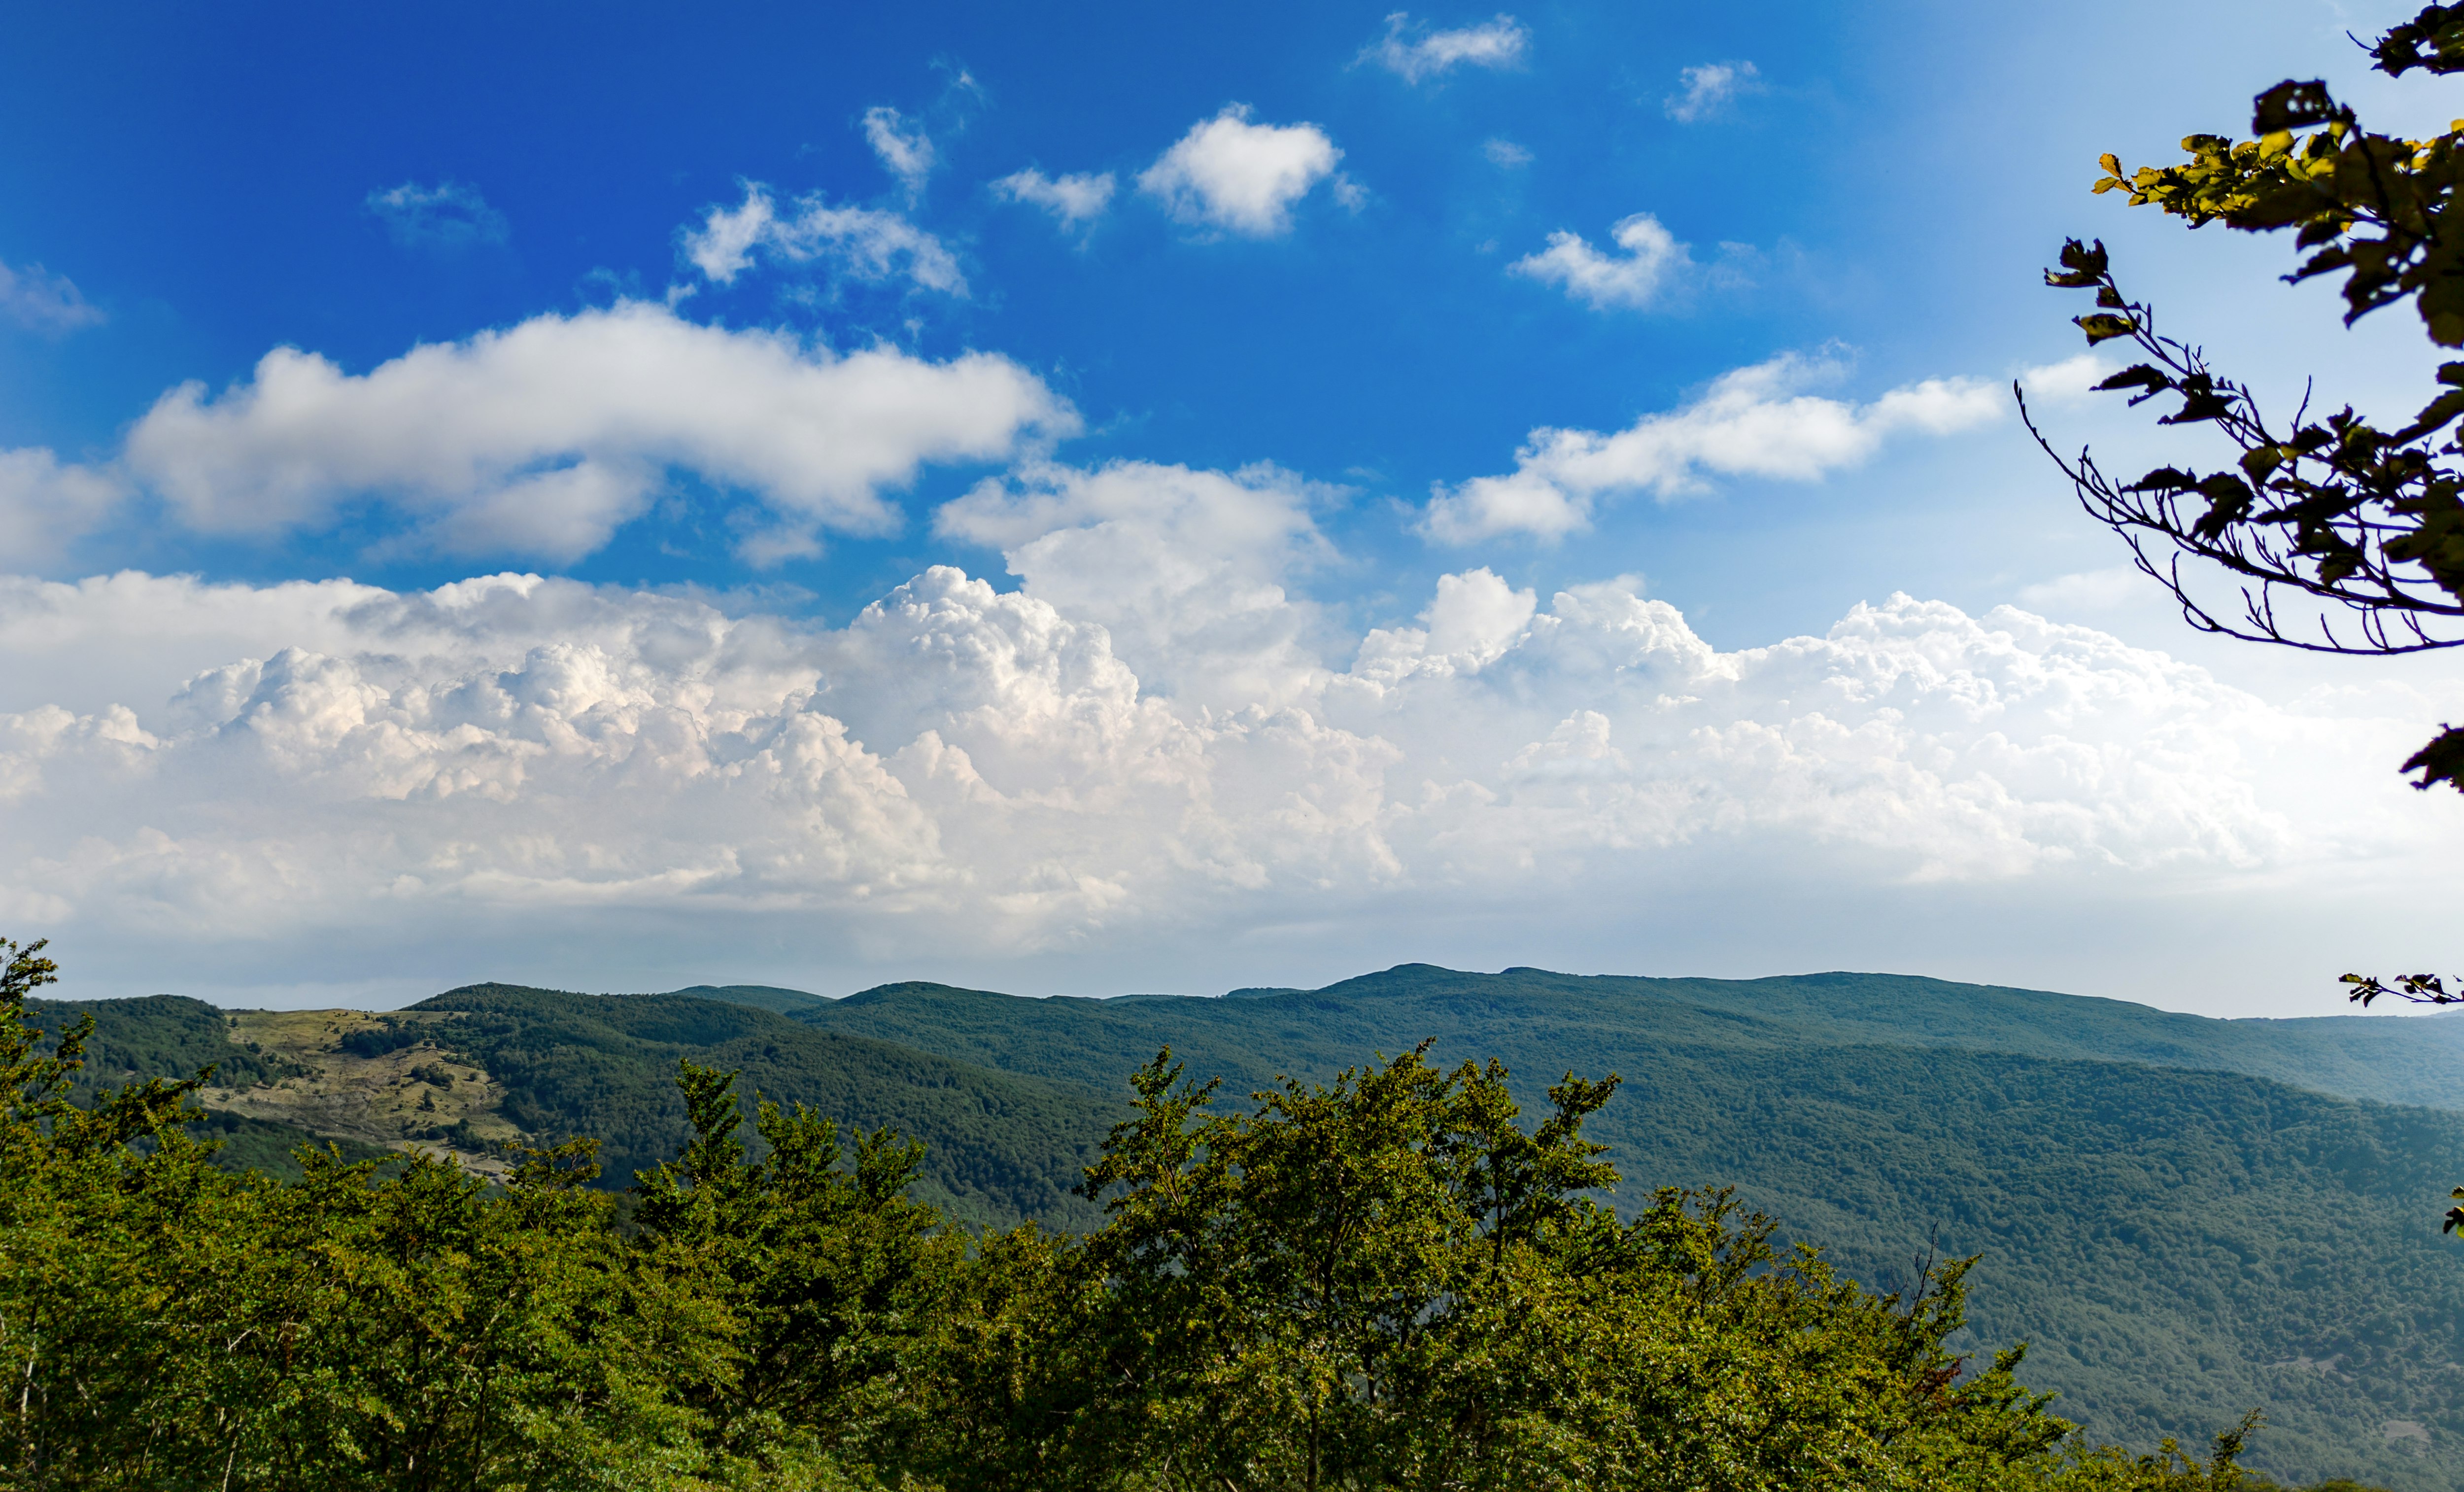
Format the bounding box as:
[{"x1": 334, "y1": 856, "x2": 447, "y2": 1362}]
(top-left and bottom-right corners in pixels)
[{"x1": 1, "y1": 0, "x2": 2458, "y2": 1011}]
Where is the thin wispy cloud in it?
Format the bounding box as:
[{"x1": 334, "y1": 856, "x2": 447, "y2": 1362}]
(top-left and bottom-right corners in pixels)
[
  {"x1": 364, "y1": 181, "x2": 510, "y2": 251},
  {"x1": 1360, "y1": 12, "x2": 1530, "y2": 83},
  {"x1": 993, "y1": 168, "x2": 1118, "y2": 231},
  {"x1": 1665, "y1": 61, "x2": 1761, "y2": 122},
  {"x1": 1482, "y1": 138, "x2": 1533, "y2": 169},
  {"x1": 1508, "y1": 212, "x2": 1690, "y2": 311},
  {"x1": 1139, "y1": 107, "x2": 1343, "y2": 237},
  {"x1": 683, "y1": 183, "x2": 967, "y2": 296},
  {"x1": 0, "y1": 259, "x2": 105, "y2": 334},
  {"x1": 861, "y1": 106, "x2": 938, "y2": 199}
]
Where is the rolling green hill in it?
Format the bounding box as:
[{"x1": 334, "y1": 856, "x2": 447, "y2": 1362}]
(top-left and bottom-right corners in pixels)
[
  {"x1": 400, "y1": 984, "x2": 1112, "y2": 1229},
  {"x1": 30, "y1": 966, "x2": 2464, "y2": 1487},
  {"x1": 781, "y1": 967, "x2": 2464, "y2": 1491},
  {"x1": 659, "y1": 983, "x2": 838, "y2": 1016}
]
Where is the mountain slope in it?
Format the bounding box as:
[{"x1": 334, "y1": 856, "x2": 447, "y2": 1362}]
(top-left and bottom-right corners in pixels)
[
  {"x1": 404, "y1": 984, "x2": 1113, "y2": 1229},
  {"x1": 659, "y1": 984, "x2": 836, "y2": 1016},
  {"x1": 788, "y1": 966, "x2": 2464, "y2": 1491}
]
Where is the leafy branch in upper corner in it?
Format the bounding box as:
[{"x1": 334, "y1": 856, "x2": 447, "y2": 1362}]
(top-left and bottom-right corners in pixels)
[{"x1": 2023, "y1": 2, "x2": 2464, "y2": 792}]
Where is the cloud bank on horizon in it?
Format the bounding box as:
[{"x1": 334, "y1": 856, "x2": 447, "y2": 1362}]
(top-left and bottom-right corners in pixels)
[
  {"x1": 0, "y1": 0, "x2": 2453, "y2": 1010},
  {"x1": 0, "y1": 454, "x2": 2448, "y2": 1006}
]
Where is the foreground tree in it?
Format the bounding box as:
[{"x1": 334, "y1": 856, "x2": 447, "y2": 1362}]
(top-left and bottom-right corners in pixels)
[
  {"x1": 2028, "y1": 4, "x2": 2464, "y2": 1110},
  {"x1": 0, "y1": 936, "x2": 2304, "y2": 1488},
  {"x1": 2029, "y1": 4, "x2": 2464, "y2": 785}
]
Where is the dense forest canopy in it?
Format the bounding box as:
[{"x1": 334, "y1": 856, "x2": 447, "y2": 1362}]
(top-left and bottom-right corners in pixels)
[{"x1": 0, "y1": 936, "x2": 2416, "y2": 1491}]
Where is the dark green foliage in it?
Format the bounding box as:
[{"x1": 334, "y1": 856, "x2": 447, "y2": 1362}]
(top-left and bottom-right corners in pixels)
[
  {"x1": 0, "y1": 936, "x2": 2332, "y2": 1491},
  {"x1": 29, "y1": 993, "x2": 304, "y2": 1099},
  {"x1": 806, "y1": 966, "x2": 2464, "y2": 1113},
  {"x1": 790, "y1": 966, "x2": 2464, "y2": 1491},
  {"x1": 33, "y1": 962, "x2": 2458, "y2": 1486},
  {"x1": 412, "y1": 982, "x2": 1116, "y2": 1229},
  {"x1": 663, "y1": 983, "x2": 837, "y2": 1016},
  {"x1": 181, "y1": 1108, "x2": 394, "y2": 1181},
  {"x1": 338, "y1": 1022, "x2": 425, "y2": 1059}
]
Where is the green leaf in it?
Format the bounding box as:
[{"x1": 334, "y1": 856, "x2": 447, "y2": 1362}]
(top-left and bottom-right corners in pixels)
[
  {"x1": 2252, "y1": 79, "x2": 2345, "y2": 133},
  {"x1": 2074, "y1": 313, "x2": 2138, "y2": 345},
  {"x1": 2095, "y1": 364, "x2": 2171, "y2": 397},
  {"x1": 2058, "y1": 238, "x2": 2109, "y2": 277}
]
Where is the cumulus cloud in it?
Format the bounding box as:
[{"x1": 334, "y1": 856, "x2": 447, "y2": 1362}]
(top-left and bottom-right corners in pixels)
[
  {"x1": 683, "y1": 183, "x2": 966, "y2": 296},
  {"x1": 862, "y1": 107, "x2": 937, "y2": 199},
  {"x1": 0, "y1": 556, "x2": 2427, "y2": 1001},
  {"x1": 365, "y1": 181, "x2": 510, "y2": 251},
  {"x1": 1360, "y1": 12, "x2": 1530, "y2": 82},
  {"x1": 1665, "y1": 61, "x2": 1761, "y2": 123},
  {"x1": 0, "y1": 449, "x2": 124, "y2": 560},
  {"x1": 1509, "y1": 212, "x2": 1690, "y2": 311},
  {"x1": 1423, "y1": 351, "x2": 2005, "y2": 542},
  {"x1": 119, "y1": 300, "x2": 1076, "y2": 561},
  {"x1": 992, "y1": 168, "x2": 1117, "y2": 231},
  {"x1": 1139, "y1": 108, "x2": 1343, "y2": 237},
  {"x1": 937, "y1": 460, "x2": 1338, "y2": 709},
  {"x1": 0, "y1": 260, "x2": 104, "y2": 335}
]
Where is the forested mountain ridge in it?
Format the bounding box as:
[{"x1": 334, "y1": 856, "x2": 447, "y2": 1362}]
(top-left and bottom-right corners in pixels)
[
  {"x1": 786, "y1": 967, "x2": 2464, "y2": 1490},
  {"x1": 26, "y1": 966, "x2": 2464, "y2": 1487},
  {"x1": 797, "y1": 965, "x2": 2464, "y2": 1113}
]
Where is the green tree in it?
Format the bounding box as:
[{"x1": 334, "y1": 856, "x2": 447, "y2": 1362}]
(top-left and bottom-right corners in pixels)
[
  {"x1": 1003, "y1": 1043, "x2": 2113, "y2": 1491},
  {"x1": 2029, "y1": 4, "x2": 2464, "y2": 787},
  {"x1": 2029, "y1": 4, "x2": 2464, "y2": 1191},
  {"x1": 630, "y1": 1058, "x2": 963, "y2": 1483}
]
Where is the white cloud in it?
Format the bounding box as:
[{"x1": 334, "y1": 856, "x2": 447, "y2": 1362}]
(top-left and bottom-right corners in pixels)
[
  {"x1": 0, "y1": 449, "x2": 124, "y2": 560},
  {"x1": 1138, "y1": 108, "x2": 1343, "y2": 237},
  {"x1": 365, "y1": 181, "x2": 510, "y2": 250},
  {"x1": 0, "y1": 559, "x2": 2432, "y2": 1006},
  {"x1": 1665, "y1": 61, "x2": 1761, "y2": 123},
  {"x1": 0, "y1": 260, "x2": 104, "y2": 334},
  {"x1": 862, "y1": 107, "x2": 937, "y2": 199},
  {"x1": 1483, "y1": 138, "x2": 1533, "y2": 169},
  {"x1": 683, "y1": 183, "x2": 966, "y2": 296},
  {"x1": 119, "y1": 300, "x2": 1076, "y2": 561},
  {"x1": 2016, "y1": 351, "x2": 2119, "y2": 406},
  {"x1": 992, "y1": 168, "x2": 1118, "y2": 231},
  {"x1": 1508, "y1": 212, "x2": 1690, "y2": 311},
  {"x1": 1423, "y1": 351, "x2": 2005, "y2": 542},
  {"x1": 1360, "y1": 12, "x2": 1531, "y2": 83},
  {"x1": 936, "y1": 460, "x2": 1338, "y2": 709}
]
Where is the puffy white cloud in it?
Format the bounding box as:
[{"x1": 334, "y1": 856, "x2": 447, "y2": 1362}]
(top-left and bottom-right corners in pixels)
[
  {"x1": 0, "y1": 450, "x2": 124, "y2": 561},
  {"x1": 0, "y1": 259, "x2": 104, "y2": 334},
  {"x1": 992, "y1": 168, "x2": 1118, "y2": 231},
  {"x1": 1139, "y1": 108, "x2": 1342, "y2": 237},
  {"x1": 683, "y1": 183, "x2": 965, "y2": 296},
  {"x1": 120, "y1": 300, "x2": 1076, "y2": 561},
  {"x1": 0, "y1": 556, "x2": 2434, "y2": 1007},
  {"x1": 1423, "y1": 351, "x2": 2006, "y2": 542},
  {"x1": 1665, "y1": 61, "x2": 1761, "y2": 123},
  {"x1": 862, "y1": 107, "x2": 937, "y2": 199},
  {"x1": 1360, "y1": 12, "x2": 1530, "y2": 83},
  {"x1": 936, "y1": 460, "x2": 1338, "y2": 710},
  {"x1": 1508, "y1": 212, "x2": 1690, "y2": 311},
  {"x1": 365, "y1": 181, "x2": 509, "y2": 250}
]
